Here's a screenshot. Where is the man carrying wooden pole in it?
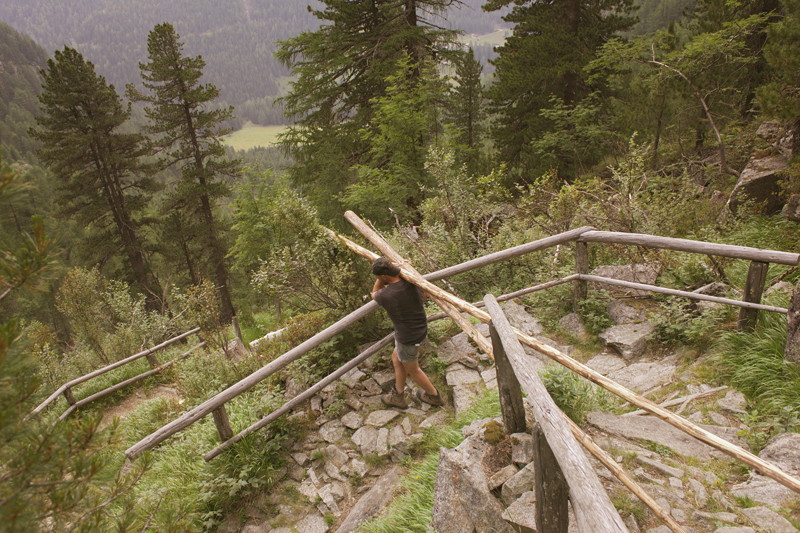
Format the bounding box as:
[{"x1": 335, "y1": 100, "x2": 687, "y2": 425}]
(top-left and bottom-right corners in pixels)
[{"x1": 371, "y1": 258, "x2": 444, "y2": 408}]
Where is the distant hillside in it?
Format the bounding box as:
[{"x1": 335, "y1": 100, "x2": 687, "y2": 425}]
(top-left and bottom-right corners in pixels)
[{"x1": 0, "y1": 21, "x2": 47, "y2": 162}]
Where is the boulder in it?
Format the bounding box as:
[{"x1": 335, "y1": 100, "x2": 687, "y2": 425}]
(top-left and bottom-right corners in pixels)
[
  {"x1": 731, "y1": 433, "x2": 800, "y2": 507},
  {"x1": 607, "y1": 360, "x2": 676, "y2": 393},
  {"x1": 335, "y1": 467, "x2": 402, "y2": 533},
  {"x1": 728, "y1": 149, "x2": 789, "y2": 215},
  {"x1": 599, "y1": 322, "x2": 655, "y2": 360},
  {"x1": 740, "y1": 506, "x2": 799, "y2": 533},
  {"x1": 502, "y1": 300, "x2": 543, "y2": 336},
  {"x1": 782, "y1": 194, "x2": 800, "y2": 222},
  {"x1": 558, "y1": 313, "x2": 588, "y2": 341},
  {"x1": 590, "y1": 263, "x2": 661, "y2": 296},
  {"x1": 608, "y1": 300, "x2": 647, "y2": 325},
  {"x1": 431, "y1": 447, "x2": 515, "y2": 533}
]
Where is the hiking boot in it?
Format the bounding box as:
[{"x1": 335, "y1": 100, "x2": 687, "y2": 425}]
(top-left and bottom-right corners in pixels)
[
  {"x1": 382, "y1": 386, "x2": 408, "y2": 409},
  {"x1": 416, "y1": 387, "x2": 444, "y2": 406}
]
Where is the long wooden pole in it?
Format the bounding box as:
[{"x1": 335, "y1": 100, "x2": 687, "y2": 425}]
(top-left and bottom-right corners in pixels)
[
  {"x1": 579, "y1": 231, "x2": 800, "y2": 266},
  {"x1": 562, "y1": 415, "x2": 687, "y2": 533},
  {"x1": 342, "y1": 211, "x2": 800, "y2": 496},
  {"x1": 484, "y1": 294, "x2": 628, "y2": 533},
  {"x1": 333, "y1": 220, "x2": 494, "y2": 359},
  {"x1": 31, "y1": 327, "x2": 202, "y2": 416}
]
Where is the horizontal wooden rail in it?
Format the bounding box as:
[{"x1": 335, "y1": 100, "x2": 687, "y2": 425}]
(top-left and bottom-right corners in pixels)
[
  {"x1": 59, "y1": 343, "x2": 205, "y2": 420},
  {"x1": 31, "y1": 327, "x2": 201, "y2": 416},
  {"x1": 485, "y1": 295, "x2": 628, "y2": 532},
  {"x1": 579, "y1": 231, "x2": 800, "y2": 266},
  {"x1": 579, "y1": 274, "x2": 789, "y2": 314}
]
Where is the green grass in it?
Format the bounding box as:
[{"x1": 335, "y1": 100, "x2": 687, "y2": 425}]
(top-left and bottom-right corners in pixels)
[
  {"x1": 222, "y1": 124, "x2": 287, "y2": 151},
  {"x1": 360, "y1": 390, "x2": 501, "y2": 533}
]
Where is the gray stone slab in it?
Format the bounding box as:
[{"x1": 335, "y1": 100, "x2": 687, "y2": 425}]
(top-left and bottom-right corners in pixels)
[
  {"x1": 420, "y1": 410, "x2": 449, "y2": 429},
  {"x1": 488, "y1": 465, "x2": 518, "y2": 491},
  {"x1": 586, "y1": 353, "x2": 627, "y2": 375},
  {"x1": 691, "y1": 510, "x2": 738, "y2": 525},
  {"x1": 607, "y1": 360, "x2": 676, "y2": 393},
  {"x1": 453, "y1": 386, "x2": 475, "y2": 415},
  {"x1": 501, "y1": 461, "x2": 536, "y2": 505},
  {"x1": 364, "y1": 409, "x2": 400, "y2": 427},
  {"x1": 387, "y1": 424, "x2": 407, "y2": 447},
  {"x1": 319, "y1": 419, "x2": 346, "y2": 443},
  {"x1": 335, "y1": 466, "x2": 402, "y2": 533},
  {"x1": 559, "y1": 312, "x2": 588, "y2": 341},
  {"x1": 371, "y1": 369, "x2": 396, "y2": 391},
  {"x1": 501, "y1": 490, "x2": 537, "y2": 532},
  {"x1": 635, "y1": 456, "x2": 684, "y2": 478},
  {"x1": 599, "y1": 322, "x2": 655, "y2": 360},
  {"x1": 731, "y1": 433, "x2": 800, "y2": 507},
  {"x1": 340, "y1": 411, "x2": 363, "y2": 430},
  {"x1": 446, "y1": 367, "x2": 482, "y2": 387},
  {"x1": 717, "y1": 390, "x2": 748, "y2": 415},
  {"x1": 501, "y1": 300, "x2": 543, "y2": 336},
  {"x1": 341, "y1": 367, "x2": 366, "y2": 389},
  {"x1": 326, "y1": 445, "x2": 349, "y2": 468},
  {"x1": 590, "y1": 263, "x2": 661, "y2": 296},
  {"x1": 511, "y1": 433, "x2": 534, "y2": 465},
  {"x1": 608, "y1": 300, "x2": 647, "y2": 325},
  {"x1": 587, "y1": 411, "x2": 749, "y2": 461},
  {"x1": 740, "y1": 506, "x2": 798, "y2": 533}
]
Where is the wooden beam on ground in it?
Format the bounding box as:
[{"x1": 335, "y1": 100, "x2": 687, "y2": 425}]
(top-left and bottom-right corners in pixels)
[
  {"x1": 623, "y1": 386, "x2": 728, "y2": 417},
  {"x1": 562, "y1": 415, "x2": 687, "y2": 533},
  {"x1": 338, "y1": 215, "x2": 494, "y2": 359},
  {"x1": 578, "y1": 231, "x2": 800, "y2": 266},
  {"x1": 484, "y1": 294, "x2": 629, "y2": 533}
]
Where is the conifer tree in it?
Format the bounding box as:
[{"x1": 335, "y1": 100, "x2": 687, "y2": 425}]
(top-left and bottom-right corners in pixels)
[
  {"x1": 30, "y1": 47, "x2": 159, "y2": 303},
  {"x1": 446, "y1": 47, "x2": 485, "y2": 173},
  {"x1": 276, "y1": 0, "x2": 462, "y2": 226},
  {"x1": 127, "y1": 23, "x2": 241, "y2": 323},
  {"x1": 484, "y1": 0, "x2": 636, "y2": 182}
]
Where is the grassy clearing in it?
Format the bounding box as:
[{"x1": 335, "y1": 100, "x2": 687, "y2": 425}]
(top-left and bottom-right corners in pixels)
[{"x1": 222, "y1": 124, "x2": 287, "y2": 151}]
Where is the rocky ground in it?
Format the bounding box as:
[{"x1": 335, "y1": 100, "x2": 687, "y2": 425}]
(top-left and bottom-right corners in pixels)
[{"x1": 215, "y1": 296, "x2": 800, "y2": 533}]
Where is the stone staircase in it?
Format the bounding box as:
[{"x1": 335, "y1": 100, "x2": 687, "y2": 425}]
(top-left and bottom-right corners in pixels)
[{"x1": 220, "y1": 299, "x2": 800, "y2": 533}]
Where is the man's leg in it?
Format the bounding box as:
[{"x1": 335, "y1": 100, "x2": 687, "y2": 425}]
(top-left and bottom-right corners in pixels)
[
  {"x1": 402, "y1": 359, "x2": 437, "y2": 396},
  {"x1": 392, "y1": 348, "x2": 408, "y2": 393}
]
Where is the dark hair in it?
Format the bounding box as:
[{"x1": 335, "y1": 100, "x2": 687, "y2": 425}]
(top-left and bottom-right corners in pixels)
[{"x1": 372, "y1": 257, "x2": 401, "y2": 276}]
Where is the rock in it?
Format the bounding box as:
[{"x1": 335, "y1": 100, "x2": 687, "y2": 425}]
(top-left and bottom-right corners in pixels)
[
  {"x1": 326, "y1": 445, "x2": 349, "y2": 468},
  {"x1": 608, "y1": 300, "x2": 647, "y2": 325},
  {"x1": 624, "y1": 514, "x2": 641, "y2": 533},
  {"x1": 242, "y1": 523, "x2": 271, "y2": 533},
  {"x1": 787, "y1": 281, "x2": 800, "y2": 363},
  {"x1": 766, "y1": 281, "x2": 795, "y2": 298},
  {"x1": 371, "y1": 369, "x2": 396, "y2": 391},
  {"x1": 728, "y1": 149, "x2": 789, "y2": 215},
  {"x1": 340, "y1": 411, "x2": 364, "y2": 430},
  {"x1": 590, "y1": 263, "x2": 661, "y2": 296},
  {"x1": 585, "y1": 354, "x2": 627, "y2": 375},
  {"x1": 487, "y1": 465, "x2": 518, "y2": 491},
  {"x1": 707, "y1": 412, "x2": 730, "y2": 426},
  {"x1": 420, "y1": 410, "x2": 449, "y2": 429},
  {"x1": 299, "y1": 479, "x2": 319, "y2": 500},
  {"x1": 500, "y1": 490, "x2": 537, "y2": 533},
  {"x1": 446, "y1": 366, "x2": 482, "y2": 387},
  {"x1": 502, "y1": 300, "x2": 543, "y2": 336},
  {"x1": 364, "y1": 410, "x2": 400, "y2": 427},
  {"x1": 225, "y1": 337, "x2": 249, "y2": 362},
  {"x1": 688, "y1": 478, "x2": 709, "y2": 508},
  {"x1": 431, "y1": 447, "x2": 515, "y2": 533},
  {"x1": 317, "y1": 484, "x2": 341, "y2": 516},
  {"x1": 340, "y1": 367, "x2": 366, "y2": 389},
  {"x1": 635, "y1": 456, "x2": 684, "y2": 478},
  {"x1": 731, "y1": 433, "x2": 800, "y2": 507},
  {"x1": 284, "y1": 376, "x2": 306, "y2": 402},
  {"x1": 293, "y1": 453, "x2": 309, "y2": 467},
  {"x1": 347, "y1": 459, "x2": 368, "y2": 478},
  {"x1": 319, "y1": 420, "x2": 346, "y2": 443},
  {"x1": 501, "y1": 461, "x2": 536, "y2": 505},
  {"x1": 717, "y1": 390, "x2": 748, "y2": 414},
  {"x1": 452, "y1": 386, "x2": 475, "y2": 415},
  {"x1": 586, "y1": 411, "x2": 749, "y2": 461},
  {"x1": 511, "y1": 433, "x2": 534, "y2": 465},
  {"x1": 361, "y1": 378, "x2": 382, "y2": 396},
  {"x1": 712, "y1": 529, "x2": 755, "y2": 533},
  {"x1": 335, "y1": 467, "x2": 402, "y2": 533},
  {"x1": 375, "y1": 428, "x2": 389, "y2": 456},
  {"x1": 783, "y1": 194, "x2": 800, "y2": 222},
  {"x1": 691, "y1": 510, "x2": 738, "y2": 526},
  {"x1": 387, "y1": 425, "x2": 407, "y2": 447},
  {"x1": 559, "y1": 313, "x2": 588, "y2": 341},
  {"x1": 599, "y1": 322, "x2": 655, "y2": 360},
  {"x1": 294, "y1": 513, "x2": 328, "y2": 533},
  {"x1": 740, "y1": 506, "x2": 798, "y2": 533},
  {"x1": 351, "y1": 426, "x2": 380, "y2": 455},
  {"x1": 607, "y1": 360, "x2": 676, "y2": 393}
]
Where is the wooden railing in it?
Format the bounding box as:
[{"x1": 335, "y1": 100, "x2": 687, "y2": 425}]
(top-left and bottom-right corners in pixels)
[
  {"x1": 125, "y1": 223, "x2": 798, "y2": 481},
  {"x1": 29, "y1": 328, "x2": 203, "y2": 420}
]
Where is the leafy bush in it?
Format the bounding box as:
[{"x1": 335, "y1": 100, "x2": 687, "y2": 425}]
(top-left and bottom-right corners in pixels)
[
  {"x1": 578, "y1": 291, "x2": 613, "y2": 335},
  {"x1": 540, "y1": 364, "x2": 613, "y2": 424},
  {"x1": 650, "y1": 296, "x2": 734, "y2": 347}
]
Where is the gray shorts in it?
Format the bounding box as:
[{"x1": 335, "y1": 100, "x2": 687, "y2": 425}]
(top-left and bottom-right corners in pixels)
[{"x1": 395, "y1": 339, "x2": 421, "y2": 363}]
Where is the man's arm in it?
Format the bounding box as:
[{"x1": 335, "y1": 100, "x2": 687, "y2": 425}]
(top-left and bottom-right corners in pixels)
[{"x1": 371, "y1": 277, "x2": 385, "y2": 300}]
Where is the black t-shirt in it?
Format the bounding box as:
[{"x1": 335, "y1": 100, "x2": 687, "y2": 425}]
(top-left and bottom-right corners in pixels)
[{"x1": 374, "y1": 279, "x2": 427, "y2": 344}]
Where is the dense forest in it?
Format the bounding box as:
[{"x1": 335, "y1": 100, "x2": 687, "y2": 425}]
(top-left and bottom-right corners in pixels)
[{"x1": 2, "y1": 0, "x2": 800, "y2": 529}]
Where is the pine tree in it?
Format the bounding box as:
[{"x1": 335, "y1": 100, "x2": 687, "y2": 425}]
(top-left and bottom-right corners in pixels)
[
  {"x1": 484, "y1": 0, "x2": 637, "y2": 182},
  {"x1": 446, "y1": 47, "x2": 485, "y2": 174},
  {"x1": 29, "y1": 47, "x2": 159, "y2": 304},
  {"x1": 127, "y1": 23, "x2": 241, "y2": 323},
  {"x1": 275, "y1": 0, "x2": 463, "y2": 226}
]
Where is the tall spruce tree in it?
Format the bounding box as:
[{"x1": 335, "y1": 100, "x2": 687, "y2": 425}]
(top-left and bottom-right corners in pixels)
[
  {"x1": 446, "y1": 47, "x2": 485, "y2": 174},
  {"x1": 127, "y1": 23, "x2": 241, "y2": 323},
  {"x1": 276, "y1": 0, "x2": 463, "y2": 226},
  {"x1": 484, "y1": 0, "x2": 636, "y2": 182},
  {"x1": 30, "y1": 47, "x2": 159, "y2": 304}
]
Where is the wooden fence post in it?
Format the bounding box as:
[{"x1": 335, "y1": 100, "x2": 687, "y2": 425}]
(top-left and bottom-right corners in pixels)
[
  {"x1": 574, "y1": 241, "x2": 589, "y2": 312},
  {"x1": 212, "y1": 405, "x2": 234, "y2": 441},
  {"x1": 63, "y1": 387, "x2": 76, "y2": 406},
  {"x1": 145, "y1": 352, "x2": 161, "y2": 369},
  {"x1": 533, "y1": 421, "x2": 569, "y2": 533},
  {"x1": 489, "y1": 322, "x2": 526, "y2": 434},
  {"x1": 738, "y1": 261, "x2": 769, "y2": 331}
]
